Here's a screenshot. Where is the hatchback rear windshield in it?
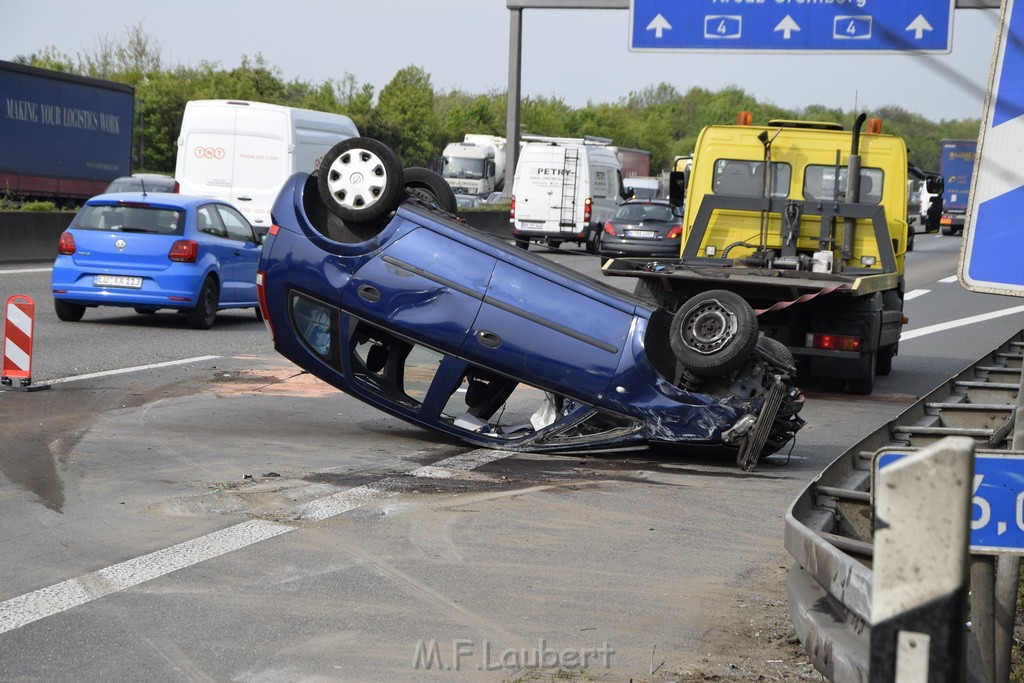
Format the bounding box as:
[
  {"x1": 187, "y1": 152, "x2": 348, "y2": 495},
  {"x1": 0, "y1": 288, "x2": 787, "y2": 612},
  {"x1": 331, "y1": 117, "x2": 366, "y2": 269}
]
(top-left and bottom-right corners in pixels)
[{"x1": 74, "y1": 205, "x2": 185, "y2": 235}]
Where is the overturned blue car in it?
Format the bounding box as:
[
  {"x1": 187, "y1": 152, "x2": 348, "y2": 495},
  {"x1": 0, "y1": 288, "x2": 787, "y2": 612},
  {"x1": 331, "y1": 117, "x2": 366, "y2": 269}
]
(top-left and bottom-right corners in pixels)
[{"x1": 256, "y1": 138, "x2": 804, "y2": 470}]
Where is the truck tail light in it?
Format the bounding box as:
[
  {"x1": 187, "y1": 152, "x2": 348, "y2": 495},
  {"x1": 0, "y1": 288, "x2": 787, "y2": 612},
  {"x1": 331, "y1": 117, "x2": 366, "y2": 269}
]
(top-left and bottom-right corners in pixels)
[
  {"x1": 256, "y1": 270, "x2": 275, "y2": 339},
  {"x1": 509, "y1": 195, "x2": 516, "y2": 220},
  {"x1": 584, "y1": 197, "x2": 592, "y2": 223},
  {"x1": 603, "y1": 221, "x2": 616, "y2": 236},
  {"x1": 168, "y1": 239, "x2": 199, "y2": 263},
  {"x1": 668, "y1": 226, "x2": 683, "y2": 239},
  {"x1": 58, "y1": 232, "x2": 76, "y2": 255},
  {"x1": 807, "y1": 333, "x2": 861, "y2": 352}
]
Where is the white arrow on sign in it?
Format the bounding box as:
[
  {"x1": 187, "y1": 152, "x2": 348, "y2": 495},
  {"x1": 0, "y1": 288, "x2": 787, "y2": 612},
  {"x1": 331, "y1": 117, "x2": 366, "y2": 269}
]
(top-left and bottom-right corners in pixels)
[
  {"x1": 906, "y1": 14, "x2": 934, "y2": 40},
  {"x1": 646, "y1": 13, "x2": 672, "y2": 39},
  {"x1": 774, "y1": 15, "x2": 801, "y2": 40}
]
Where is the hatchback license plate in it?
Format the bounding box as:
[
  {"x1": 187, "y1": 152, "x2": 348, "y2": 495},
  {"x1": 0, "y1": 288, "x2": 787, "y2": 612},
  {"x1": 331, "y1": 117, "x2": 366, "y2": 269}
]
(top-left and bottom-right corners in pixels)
[
  {"x1": 95, "y1": 274, "x2": 142, "y2": 289},
  {"x1": 627, "y1": 230, "x2": 657, "y2": 238}
]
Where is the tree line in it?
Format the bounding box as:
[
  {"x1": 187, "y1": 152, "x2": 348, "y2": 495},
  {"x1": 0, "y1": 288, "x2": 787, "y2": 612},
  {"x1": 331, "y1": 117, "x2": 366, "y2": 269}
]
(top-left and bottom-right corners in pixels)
[{"x1": 16, "y1": 23, "x2": 980, "y2": 176}]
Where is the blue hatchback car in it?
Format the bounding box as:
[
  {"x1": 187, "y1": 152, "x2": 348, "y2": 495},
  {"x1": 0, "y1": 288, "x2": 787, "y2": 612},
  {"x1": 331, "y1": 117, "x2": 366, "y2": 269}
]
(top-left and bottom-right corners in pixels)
[
  {"x1": 256, "y1": 138, "x2": 805, "y2": 469},
  {"x1": 52, "y1": 193, "x2": 263, "y2": 329}
]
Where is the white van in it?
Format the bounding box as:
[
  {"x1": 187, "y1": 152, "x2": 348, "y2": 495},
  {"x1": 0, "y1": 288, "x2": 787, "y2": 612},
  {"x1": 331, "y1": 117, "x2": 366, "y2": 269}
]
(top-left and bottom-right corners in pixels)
[
  {"x1": 510, "y1": 136, "x2": 625, "y2": 251},
  {"x1": 175, "y1": 100, "x2": 359, "y2": 232}
]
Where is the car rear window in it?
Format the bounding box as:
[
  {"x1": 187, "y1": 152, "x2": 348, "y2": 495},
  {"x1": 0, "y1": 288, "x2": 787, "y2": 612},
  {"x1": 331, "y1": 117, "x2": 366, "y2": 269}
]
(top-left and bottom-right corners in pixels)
[{"x1": 74, "y1": 205, "x2": 185, "y2": 235}]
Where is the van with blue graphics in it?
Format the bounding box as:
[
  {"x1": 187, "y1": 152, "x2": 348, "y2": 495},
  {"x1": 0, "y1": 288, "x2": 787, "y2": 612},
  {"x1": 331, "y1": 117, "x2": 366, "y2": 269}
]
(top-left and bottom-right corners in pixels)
[{"x1": 510, "y1": 136, "x2": 625, "y2": 252}]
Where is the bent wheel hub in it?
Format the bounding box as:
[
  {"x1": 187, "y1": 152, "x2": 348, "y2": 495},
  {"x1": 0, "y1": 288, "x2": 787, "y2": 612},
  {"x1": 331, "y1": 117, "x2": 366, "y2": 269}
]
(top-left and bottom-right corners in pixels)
[{"x1": 683, "y1": 301, "x2": 737, "y2": 355}]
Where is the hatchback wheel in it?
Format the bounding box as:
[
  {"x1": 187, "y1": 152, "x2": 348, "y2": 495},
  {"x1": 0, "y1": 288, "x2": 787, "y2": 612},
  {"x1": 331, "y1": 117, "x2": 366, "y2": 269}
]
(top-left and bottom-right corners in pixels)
[
  {"x1": 404, "y1": 167, "x2": 457, "y2": 213},
  {"x1": 318, "y1": 137, "x2": 405, "y2": 224},
  {"x1": 54, "y1": 300, "x2": 86, "y2": 322},
  {"x1": 186, "y1": 278, "x2": 218, "y2": 330},
  {"x1": 669, "y1": 289, "x2": 759, "y2": 377}
]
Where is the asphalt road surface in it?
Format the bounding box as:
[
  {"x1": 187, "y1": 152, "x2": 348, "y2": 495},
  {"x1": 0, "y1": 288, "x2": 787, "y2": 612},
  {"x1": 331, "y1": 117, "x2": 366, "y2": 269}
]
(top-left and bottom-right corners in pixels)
[{"x1": 1, "y1": 231, "x2": 1020, "y2": 680}]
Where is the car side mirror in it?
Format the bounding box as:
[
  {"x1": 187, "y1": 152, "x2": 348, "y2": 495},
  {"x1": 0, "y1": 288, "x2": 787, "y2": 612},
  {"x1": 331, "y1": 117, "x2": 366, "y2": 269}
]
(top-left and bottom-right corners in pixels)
[{"x1": 926, "y1": 175, "x2": 944, "y2": 195}]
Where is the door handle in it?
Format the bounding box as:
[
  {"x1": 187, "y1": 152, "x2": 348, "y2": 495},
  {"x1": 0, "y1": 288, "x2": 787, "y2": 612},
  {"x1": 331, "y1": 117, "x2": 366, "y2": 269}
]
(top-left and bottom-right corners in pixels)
[
  {"x1": 236, "y1": 196, "x2": 252, "y2": 201},
  {"x1": 476, "y1": 330, "x2": 501, "y2": 349},
  {"x1": 357, "y1": 284, "x2": 381, "y2": 303}
]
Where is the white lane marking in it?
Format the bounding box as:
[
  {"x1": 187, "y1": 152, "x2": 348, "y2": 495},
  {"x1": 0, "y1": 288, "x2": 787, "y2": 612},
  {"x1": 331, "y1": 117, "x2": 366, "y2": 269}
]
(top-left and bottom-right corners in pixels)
[
  {"x1": 939, "y1": 275, "x2": 959, "y2": 283},
  {"x1": 48, "y1": 356, "x2": 222, "y2": 384},
  {"x1": 905, "y1": 289, "x2": 930, "y2": 301},
  {"x1": 0, "y1": 449, "x2": 513, "y2": 634},
  {"x1": 0, "y1": 267, "x2": 52, "y2": 275},
  {"x1": 0, "y1": 520, "x2": 292, "y2": 634},
  {"x1": 901, "y1": 303, "x2": 1024, "y2": 341}
]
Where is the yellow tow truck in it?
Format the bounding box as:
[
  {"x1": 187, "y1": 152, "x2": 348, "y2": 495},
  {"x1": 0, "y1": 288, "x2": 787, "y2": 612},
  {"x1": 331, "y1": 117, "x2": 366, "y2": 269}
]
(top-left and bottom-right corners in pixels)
[{"x1": 603, "y1": 113, "x2": 943, "y2": 393}]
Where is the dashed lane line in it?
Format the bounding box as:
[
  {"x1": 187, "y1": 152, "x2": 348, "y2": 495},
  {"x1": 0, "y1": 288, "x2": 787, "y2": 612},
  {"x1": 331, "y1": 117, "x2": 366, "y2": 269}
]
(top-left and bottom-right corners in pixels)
[{"x1": 0, "y1": 450, "x2": 513, "y2": 635}]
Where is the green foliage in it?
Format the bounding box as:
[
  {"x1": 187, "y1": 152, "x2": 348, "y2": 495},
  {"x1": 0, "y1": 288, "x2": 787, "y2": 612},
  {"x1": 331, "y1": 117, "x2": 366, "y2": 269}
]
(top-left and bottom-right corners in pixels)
[
  {"x1": 374, "y1": 65, "x2": 441, "y2": 166},
  {"x1": 20, "y1": 201, "x2": 58, "y2": 212},
  {"x1": 13, "y1": 25, "x2": 981, "y2": 177}
]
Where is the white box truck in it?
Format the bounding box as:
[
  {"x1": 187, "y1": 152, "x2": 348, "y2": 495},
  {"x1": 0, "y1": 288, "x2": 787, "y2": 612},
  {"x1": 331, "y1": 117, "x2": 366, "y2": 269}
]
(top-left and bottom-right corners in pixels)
[
  {"x1": 174, "y1": 100, "x2": 359, "y2": 233},
  {"x1": 510, "y1": 135, "x2": 625, "y2": 252},
  {"x1": 440, "y1": 134, "x2": 507, "y2": 196}
]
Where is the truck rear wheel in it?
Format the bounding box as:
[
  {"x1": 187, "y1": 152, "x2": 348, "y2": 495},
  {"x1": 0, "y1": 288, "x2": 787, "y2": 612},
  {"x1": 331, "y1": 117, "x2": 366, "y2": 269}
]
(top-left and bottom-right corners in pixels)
[
  {"x1": 847, "y1": 352, "x2": 877, "y2": 394},
  {"x1": 670, "y1": 290, "x2": 759, "y2": 378},
  {"x1": 318, "y1": 137, "x2": 404, "y2": 224}
]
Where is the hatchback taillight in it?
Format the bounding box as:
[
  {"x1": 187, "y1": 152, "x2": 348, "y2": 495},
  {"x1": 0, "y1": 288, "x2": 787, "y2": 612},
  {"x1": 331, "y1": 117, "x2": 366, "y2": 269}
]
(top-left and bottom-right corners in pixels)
[
  {"x1": 58, "y1": 231, "x2": 76, "y2": 255},
  {"x1": 668, "y1": 226, "x2": 683, "y2": 239},
  {"x1": 256, "y1": 270, "x2": 275, "y2": 339},
  {"x1": 168, "y1": 239, "x2": 199, "y2": 263},
  {"x1": 603, "y1": 221, "x2": 616, "y2": 236}
]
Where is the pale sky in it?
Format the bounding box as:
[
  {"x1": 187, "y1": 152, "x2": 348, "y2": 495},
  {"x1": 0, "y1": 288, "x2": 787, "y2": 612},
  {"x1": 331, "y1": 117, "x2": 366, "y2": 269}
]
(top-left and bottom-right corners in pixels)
[{"x1": 3, "y1": 1, "x2": 1001, "y2": 122}]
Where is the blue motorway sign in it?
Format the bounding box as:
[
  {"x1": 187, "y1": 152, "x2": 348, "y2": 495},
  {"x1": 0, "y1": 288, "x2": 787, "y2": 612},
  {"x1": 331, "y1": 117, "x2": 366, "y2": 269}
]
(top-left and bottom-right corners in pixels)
[
  {"x1": 961, "y1": 0, "x2": 1024, "y2": 296},
  {"x1": 629, "y1": 0, "x2": 955, "y2": 53},
  {"x1": 876, "y1": 449, "x2": 1024, "y2": 555}
]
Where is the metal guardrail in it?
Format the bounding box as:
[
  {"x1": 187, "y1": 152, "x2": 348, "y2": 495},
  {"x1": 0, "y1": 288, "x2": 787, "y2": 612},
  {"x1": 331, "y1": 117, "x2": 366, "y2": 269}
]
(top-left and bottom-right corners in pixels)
[{"x1": 785, "y1": 330, "x2": 1024, "y2": 681}]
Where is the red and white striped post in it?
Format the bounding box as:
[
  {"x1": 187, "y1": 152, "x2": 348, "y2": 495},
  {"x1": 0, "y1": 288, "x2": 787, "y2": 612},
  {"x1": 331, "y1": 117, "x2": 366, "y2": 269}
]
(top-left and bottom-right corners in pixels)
[{"x1": 2, "y1": 295, "x2": 49, "y2": 391}]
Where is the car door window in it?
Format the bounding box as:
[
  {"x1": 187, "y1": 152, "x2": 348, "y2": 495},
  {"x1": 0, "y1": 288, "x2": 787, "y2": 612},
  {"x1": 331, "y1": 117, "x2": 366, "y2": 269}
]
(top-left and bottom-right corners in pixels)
[
  {"x1": 196, "y1": 205, "x2": 227, "y2": 237},
  {"x1": 217, "y1": 205, "x2": 258, "y2": 243}
]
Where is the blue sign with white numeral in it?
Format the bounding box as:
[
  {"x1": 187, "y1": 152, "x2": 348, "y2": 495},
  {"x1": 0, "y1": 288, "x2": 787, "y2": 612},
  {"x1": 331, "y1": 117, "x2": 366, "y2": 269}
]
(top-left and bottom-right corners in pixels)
[
  {"x1": 629, "y1": 0, "x2": 954, "y2": 53},
  {"x1": 876, "y1": 449, "x2": 1024, "y2": 555},
  {"x1": 961, "y1": 0, "x2": 1024, "y2": 296}
]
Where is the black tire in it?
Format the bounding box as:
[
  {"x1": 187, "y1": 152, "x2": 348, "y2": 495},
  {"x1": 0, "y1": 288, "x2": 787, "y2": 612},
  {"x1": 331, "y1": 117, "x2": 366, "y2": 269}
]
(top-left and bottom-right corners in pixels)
[
  {"x1": 941, "y1": 225, "x2": 955, "y2": 236},
  {"x1": 186, "y1": 278, "x2": 218, "y2": 330},
  {"x1": 548, "y1": 239, "x2": 563, "y2": 249},
  {"x1": 756, "y1": 335, "x2": 796, "y2": 375},
  {"x1": 255, "y1": 306, "x2": 264, "y2": 322},
  {"x1": 877, "y1": 344, "x2": 896, "y2": 376},
  {"x1": 847, "y1": 352, "x2": 877, "y2": 394},
  {"x1": 403, "y1": 167, "x2": 457, "y2": 213},
  {"x1": 317, "y1": 137, "x2": 404, "y2": 223},
  {"x1": 670, "y1": 290, "x2": 759, "y2": 378},
  {"x1": 633, "y1": 278, "x2": 681, "y2": 311},
  {"x1": 54, "y1": 300, "x2": 85, "y2": 322},
  {"x1": 514, "y1": 237, "x2": 530, "y2": 250},
  {"x1": 907, "y1": 229, "x2": 915, "y2": 251},
  {"x1": 585, "y1": 227, "x2": 599, "y2": 254},
  {"x1": 134, "y1": 308, "x2": 157, "y2": 315}
]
